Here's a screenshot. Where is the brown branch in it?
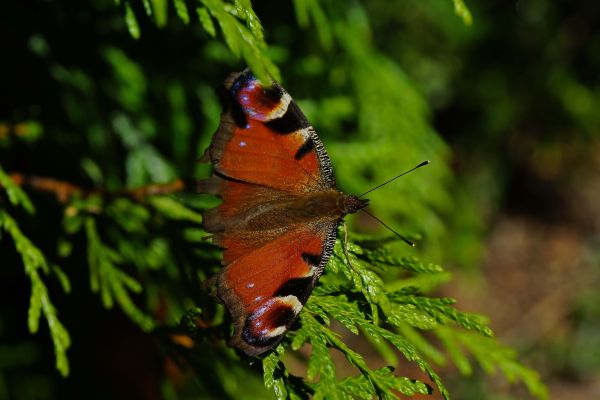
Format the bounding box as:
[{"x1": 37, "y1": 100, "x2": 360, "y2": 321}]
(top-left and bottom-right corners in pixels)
[
  {"x1": 0, "y1": 122, "x2": 40, "y2": 140},
  {"x1": 6, "y1": 173, "x2": 185, "y2": 203},
  {"x1": 125, "y1": 180, "x2": 186, "y2": 202}
]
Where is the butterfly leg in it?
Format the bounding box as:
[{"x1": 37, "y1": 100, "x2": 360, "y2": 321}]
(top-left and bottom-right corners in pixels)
[
  {"x1": 342, "y1": 222, "x2": 355, "y2": 270},
  {"x1": 201, "y1": 274, "x2": 218, "y2": 292}
]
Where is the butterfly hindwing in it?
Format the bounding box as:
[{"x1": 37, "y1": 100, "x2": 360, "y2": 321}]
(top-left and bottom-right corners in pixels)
[{"x1": 216, "y1": 220, "x2": 337, "y2": 356}]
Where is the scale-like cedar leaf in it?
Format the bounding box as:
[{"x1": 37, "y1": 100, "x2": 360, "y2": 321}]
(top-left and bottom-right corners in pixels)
[
  {"x1": 387, "y1": 303, "x2": 439, "y2": 330},
  {"x1": 262, "y1": 351, "x2": 288, "y2": 400},
  {"x1": 148, "y1": 196, "x2": 203, "y2": 222},
  {"x1": 0, "y1": 164, "x2": 34, "y2": 213},
  {"x1": 392, "y1": 294, "x2": 493, "y2": 337},
  {"x1": 457, "y1": 331, "x2": 549, "y2": 400},
  {"x1": 85, "y1": 217, "x2": 155, "y2": 330},
  {"x1": 307, "y1": 294, "x2": 361, "y2": 335},
  {"x1": 172, "y1": 0, "x2": 190, "y2": 24},
  {"x1": 197, "y1": 6, "x2": 217, "y2": 37},
  {"x1": 452, "y1": 0, "x2": 473, "y2": 25},
  {"x1": 124, "y1": 1, "x2": 141, "y2": 39},
  {"x1": 0, "y1": 210, "x2": 71, "y2": 376}
]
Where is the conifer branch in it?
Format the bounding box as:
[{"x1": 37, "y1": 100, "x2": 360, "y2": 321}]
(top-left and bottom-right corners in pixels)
[
  {"x1": 0, "y1": 210, "x2": 71, "y2": 376},
  {"x1": 258, "y1": 235, "x2": 548, "y2": 400},
  {"x1": 84, "y1": 217, "x2": 155, "y2": 331}
]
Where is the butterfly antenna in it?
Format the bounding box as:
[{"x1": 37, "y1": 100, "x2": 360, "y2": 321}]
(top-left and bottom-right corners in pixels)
[
  {"x1": 358, "y1": 160, "x2": 430, "y2": 198},
  {"x1": 359, "y1": 208, "x2": 415, "y2": 247}
]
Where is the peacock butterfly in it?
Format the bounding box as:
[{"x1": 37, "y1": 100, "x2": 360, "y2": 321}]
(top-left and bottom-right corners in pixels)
[{"x1": 199, "y1": 70, "x2": 368, "y2": 356}]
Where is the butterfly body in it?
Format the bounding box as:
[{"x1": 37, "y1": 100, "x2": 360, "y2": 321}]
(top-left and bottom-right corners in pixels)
[{"x1": 200, "y1": 70, "x2": 367, "y2": 356}]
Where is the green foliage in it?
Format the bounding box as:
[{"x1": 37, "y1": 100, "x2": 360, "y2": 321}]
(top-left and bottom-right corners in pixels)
[
  {"x1": 0, "y1": 0, "x2": 558, "y2": 398},
  {"x1": 124, "y1": 1, "x2": 141, "y2": 39},
  {"x1": 293, "y1": 0, "x2": 333, "y2": 49},
  {"x1": 257, "y1": 233, "x2": 547, "y2": 399},
  {"x1": 84, "y1": 216, "x2": 155, "y2": 331},
  {"x1": 0, "y1": 165, "x2": 34, "y2": 214},
  {"x1": 451, "y1": 0, "x2": 472, "y2": 25},
  {"x1": 284, "y1": 0, "x2": 453, "y2": 260},
  {"x1": 148, "y1": 196, "x2": 203, "y2": 223},
  {"x1": 0, "y1": 166, "x2": 70, "y2": 376},
  {"x1": 123, "y1": 0, "x2": 278, "y2": 81},
  {"x1": 441, "y1": 329, "x2": 548, "y2": 399}
]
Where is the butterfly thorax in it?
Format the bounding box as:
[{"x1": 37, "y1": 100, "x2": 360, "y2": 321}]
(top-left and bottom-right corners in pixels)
[{"x1": 338, "y1": 193, "x2": 369, "y2": 216}]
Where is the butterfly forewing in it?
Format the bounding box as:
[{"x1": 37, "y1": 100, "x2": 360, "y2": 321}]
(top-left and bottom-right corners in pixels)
[{"x1": 203, "y1": 70, "x2": 335, "y2": 193}]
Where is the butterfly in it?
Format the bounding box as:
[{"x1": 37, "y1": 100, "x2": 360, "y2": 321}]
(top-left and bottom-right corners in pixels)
[{"x1": 199, "y1": 70, "x2": 368, "y2": 356}]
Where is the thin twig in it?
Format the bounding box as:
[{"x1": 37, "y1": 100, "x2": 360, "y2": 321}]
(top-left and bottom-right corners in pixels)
[{"x1": 5, "y1": 172, "x2": 185, "y2": 203}]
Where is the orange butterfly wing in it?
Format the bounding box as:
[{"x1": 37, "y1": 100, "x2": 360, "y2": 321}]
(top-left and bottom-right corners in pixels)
[
  {"x1": 203, "y1": 70, "x2": 335, "y2": 192},
  {"x1": 200, "y1": 70, "x2": 344, "y2": 356},
  {"x1": 217, "y1": 221, "x2": 337, "y2": 355}
]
